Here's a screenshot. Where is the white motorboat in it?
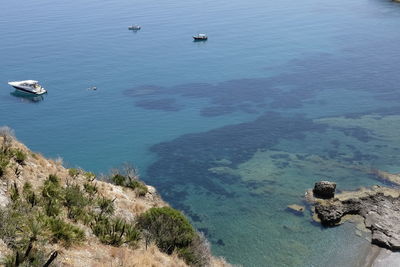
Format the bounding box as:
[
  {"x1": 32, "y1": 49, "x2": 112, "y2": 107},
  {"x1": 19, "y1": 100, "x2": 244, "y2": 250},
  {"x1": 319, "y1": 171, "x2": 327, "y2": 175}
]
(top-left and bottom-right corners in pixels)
[
  {"x1": 193, "y1": 33, "x2": 208, "y2": 41},
  {"x1": 8, "y1": 80, "x2": 47, "y2": 95}
]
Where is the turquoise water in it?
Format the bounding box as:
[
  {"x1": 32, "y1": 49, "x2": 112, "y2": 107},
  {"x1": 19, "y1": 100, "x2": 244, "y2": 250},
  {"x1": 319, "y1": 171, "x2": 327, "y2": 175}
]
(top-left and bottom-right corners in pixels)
[{"x1": 2, "y1": 0, "x2": 400, "y2": 266}]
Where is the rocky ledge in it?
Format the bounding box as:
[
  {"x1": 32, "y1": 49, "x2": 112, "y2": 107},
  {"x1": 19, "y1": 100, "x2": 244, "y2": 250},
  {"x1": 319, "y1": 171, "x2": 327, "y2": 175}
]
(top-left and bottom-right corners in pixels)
[{"x1": 308, "y1": 182, "x2": 400, "y2": 251}]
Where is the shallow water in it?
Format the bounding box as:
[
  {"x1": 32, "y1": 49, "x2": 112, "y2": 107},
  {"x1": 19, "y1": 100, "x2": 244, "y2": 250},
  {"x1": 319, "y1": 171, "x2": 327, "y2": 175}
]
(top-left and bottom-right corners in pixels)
[{"x1": 1, "y1": 0, "x2": 400, "y2": 266}]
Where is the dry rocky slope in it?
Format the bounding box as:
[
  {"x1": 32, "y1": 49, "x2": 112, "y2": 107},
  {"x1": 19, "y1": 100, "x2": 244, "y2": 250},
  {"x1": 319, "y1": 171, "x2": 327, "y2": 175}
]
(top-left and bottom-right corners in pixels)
[
  {"x1": 0, "y1": 129, "x2": 230, "y2": 267},
  {"x1": 308, "y1": 180, "x2": 400, "y2": 251}
]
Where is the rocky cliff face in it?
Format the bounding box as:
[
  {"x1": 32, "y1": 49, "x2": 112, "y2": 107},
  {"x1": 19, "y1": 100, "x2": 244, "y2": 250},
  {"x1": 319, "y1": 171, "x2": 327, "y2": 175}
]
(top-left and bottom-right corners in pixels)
[{"x1": 0, "y1": 128, "x2": 229, "y2": 267}]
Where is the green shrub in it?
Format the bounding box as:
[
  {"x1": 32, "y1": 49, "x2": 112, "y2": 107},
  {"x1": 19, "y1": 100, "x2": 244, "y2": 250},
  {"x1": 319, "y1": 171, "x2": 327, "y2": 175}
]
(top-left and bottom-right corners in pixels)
[
  {"x1": 42, "y1": 175, "x2": 63, "y2": 217},
  {"x1": 44, "y1": 200, "x2": 62, "y2": 217},
  {"x1": 125, "y1": 223, "x2": 141, "y2": 246},
  {"x1": 126, "y1": 180, "x2": 148, "y2": 196},
  {"x1": 81, "y1": 210, "x2": 96, "y2": 226},
  {"x1": 47, "y1": 217, "x2": 85, "y2": 247},
  {"x1": 177, "y1": 247, "x2": 198, "y2": 266},
  {"x1": 23, "y1": 182, "x2": 38, "y2": 207},
  {"x1": 97, "y1": 197, "x2": 115, "y2": 218},
  {"x1": 13, "y1": 149, "x2": 27, "y2": 165},
  {"x1": 48, "y1": 174, "x2": 59, "y2": 184},
  {"x1": 92, "y1": 217, "x2": 140, "y2": 247},
  {"x1": 0, "y1": 205, "x2": 22, "y2": 247},
  {"x1": 179, "y1": 232, "x2": 212, "y2": 267},
  {"x1": 2, "y1": 247, "x2": 47, "y2": 267},
  {"x1": 42, "y1": 175, "x2": 62, "y2": 200},
  {"x1": 0, "y1": 153, "x2": 10, "y2": 178},
  {"x1": 111, "y1": 174, "x2": 126, "y2": 186},
  {"x1": 136, "y1": 185, "x2": 148, "y2": 197},
  {"x1": 136, "y1": 207, "x2": 195, "y2": 254},
  {"x1": 83, "y1": 182, "x2": 98, "y2": 197},
  {"x1": 84, "y1": 171, "x2": 96, "y2": 182},
  {"x1": 68, "y1": 168, "x2": 80, "y2": 178},
  {"x1": 64, "y1": 185, "x2": 88, "y2": 220},
  {"x1": 0, "y1": 203, "x2": 47, "y2": 255},
  {"x1": 10, "y1": 182, "x2": 19, "y2": 203}
]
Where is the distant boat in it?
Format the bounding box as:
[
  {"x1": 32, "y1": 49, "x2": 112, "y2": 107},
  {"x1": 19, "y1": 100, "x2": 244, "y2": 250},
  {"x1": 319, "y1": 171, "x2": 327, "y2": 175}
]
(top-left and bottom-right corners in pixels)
[
  {"x1": 128, "y1": 25, "x2": 141, "y2": 30},
  {"x1": 193, "y1": 33, "x2": 208, "y2": 41},
  {"x1": 8, "y1": 80, "x2": 47, "y2": 95}
]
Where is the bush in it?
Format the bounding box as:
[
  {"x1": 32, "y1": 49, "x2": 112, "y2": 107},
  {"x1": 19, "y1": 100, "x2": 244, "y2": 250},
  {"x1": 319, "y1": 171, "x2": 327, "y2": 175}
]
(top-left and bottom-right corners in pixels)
[
  {"x1": 13, "y1": 149, "x2": 27, "y2": 165},
  {"x1": 136, "y1": 207, "x2": 195, "y2": 254},
  {"x1": 42, "y1": 175, "x2": 63, "y2": 217},
  {"x1": 23, "y1": 182, "x2": 38, "y2": 207},
  {"x1": 84, "y1": 171, "x2": 96, "y2": 181},
  {"x1": 111, "y1": 168, "x2": 148, "y2": 196},
  {"x1": 0, "y1": 202, "x2": 60, "y2": 267},
  {"x1": 68, "y1": 168, "x2": 80, "y2": 178},
  {"x1": 126, "y1": 180, "x2": 148, "y2": 196},
  {"x1": 0, "y1": 152, "x2": 11, "y2": 178},
  {"x1": 97, "y1": 197, "x2": 115, "y2": 218},
  {"x1": 44, "y1": 200, "x2": 62, "y2": 217},
  {"x1": 178, "y1": 232, "x2": 212, "y2": 267},
  {"x1": 64, "y1": 185, "x2": 88, "y2": 220},
  {"x1": 111, "y1": 174, "x2": 126, "y2": 186},
  {"x1": 83, "y1": 182, "x2": 98, "y2": 197},
  {"x1": 42, "y1": 175, "x2": 62, "y2": 200},
  {"x1": 92, "y1": 217, "x2": 140, "y2": 247},
  {"x1": 10, "y1": 182, "x2": 19, "y2": 203},
  {"x1": 47, "y1": 217, "x2": 85, "y2": 247},
  {"x1": 2, "y1": 246, "x2": 48, "y2": 267}
]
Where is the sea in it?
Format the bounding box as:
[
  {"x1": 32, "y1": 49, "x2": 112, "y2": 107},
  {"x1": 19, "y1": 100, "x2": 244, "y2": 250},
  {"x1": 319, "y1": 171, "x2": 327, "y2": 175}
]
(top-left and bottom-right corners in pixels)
[{"x1": 1, "y1": 0, "x2": 400, "y2": 266}]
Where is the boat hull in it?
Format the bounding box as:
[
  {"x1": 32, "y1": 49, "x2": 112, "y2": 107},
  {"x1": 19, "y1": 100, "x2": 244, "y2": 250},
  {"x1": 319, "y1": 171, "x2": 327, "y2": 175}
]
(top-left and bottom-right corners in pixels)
[{"x1": 11, "y1": 86, "x2": 47, "y2": 95}]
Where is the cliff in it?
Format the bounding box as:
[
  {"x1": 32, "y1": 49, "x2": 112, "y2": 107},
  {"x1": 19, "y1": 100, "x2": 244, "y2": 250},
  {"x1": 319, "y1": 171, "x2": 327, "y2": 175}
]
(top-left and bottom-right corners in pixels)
[{"x1": 0, "y1": 127, "x2": 230, "y2": 267}]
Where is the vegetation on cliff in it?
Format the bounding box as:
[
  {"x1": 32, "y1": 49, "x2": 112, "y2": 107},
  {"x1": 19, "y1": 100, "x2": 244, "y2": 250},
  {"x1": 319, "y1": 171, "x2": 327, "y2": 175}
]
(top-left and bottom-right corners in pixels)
[{"x1": 0, "y1": 127, "x2": 229, "y2": 267}]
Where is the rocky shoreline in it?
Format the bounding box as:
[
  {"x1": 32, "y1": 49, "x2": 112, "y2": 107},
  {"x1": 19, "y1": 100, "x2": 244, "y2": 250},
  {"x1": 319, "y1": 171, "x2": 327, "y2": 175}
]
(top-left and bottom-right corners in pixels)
[
  {"x1": 309, "y1": 182, "x2": 400, "y2": 250},
  {"x1": 306, "y1": 180, "x2": 400, "y2": 265}
]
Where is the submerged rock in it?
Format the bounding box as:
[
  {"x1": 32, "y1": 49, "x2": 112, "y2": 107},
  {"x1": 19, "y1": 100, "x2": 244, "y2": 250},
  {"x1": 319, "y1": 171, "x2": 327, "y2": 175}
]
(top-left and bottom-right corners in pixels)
[
  {"x1": 313, "y1": 181, "x2": 336, "y2": 199},
  {"x1": 287, "y1": 204, "x2": 305, "y2": 216},
  {"x1": 309, "y1": 184, "x2": 400, "y2": 251},
  {"x1": 372, "y1": 169, "x2": 400, "y2": 186}
]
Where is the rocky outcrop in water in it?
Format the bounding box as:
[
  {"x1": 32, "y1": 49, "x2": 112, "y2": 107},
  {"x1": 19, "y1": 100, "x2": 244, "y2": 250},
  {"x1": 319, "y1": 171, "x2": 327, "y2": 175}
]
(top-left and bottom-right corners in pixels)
[
  {"x1": 309, "y1": 182, "x2": 400, "y2": 251},
  {"x1": 313, "y1": 181, "x2": 336, "y2": 199}
]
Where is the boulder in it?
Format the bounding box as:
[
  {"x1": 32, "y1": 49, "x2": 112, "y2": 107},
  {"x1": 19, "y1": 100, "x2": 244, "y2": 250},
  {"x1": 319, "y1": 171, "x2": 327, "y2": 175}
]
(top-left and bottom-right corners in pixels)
[
  {"x1": 313, "y1": 181, "x2": 336, "y2": 199},
  {"x1": 314, "y1": 202, "x2": 344, "y2": 225}
]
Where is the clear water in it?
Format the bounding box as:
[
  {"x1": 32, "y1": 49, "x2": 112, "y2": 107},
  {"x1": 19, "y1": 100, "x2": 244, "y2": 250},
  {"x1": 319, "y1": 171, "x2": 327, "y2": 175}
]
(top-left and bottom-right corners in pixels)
[{"x1": 2, "y1": 0, "x2": 400, "y2": 266}]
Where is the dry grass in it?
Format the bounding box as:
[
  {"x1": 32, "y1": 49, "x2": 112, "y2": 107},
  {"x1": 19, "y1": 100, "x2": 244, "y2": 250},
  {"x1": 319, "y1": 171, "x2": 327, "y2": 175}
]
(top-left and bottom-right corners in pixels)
[
  {"x1": 59, "y1": 244, "x2": 188, "y2": 267},
  {"x1": 211, "y1": 257, "x2": 233, "y2": 267}
]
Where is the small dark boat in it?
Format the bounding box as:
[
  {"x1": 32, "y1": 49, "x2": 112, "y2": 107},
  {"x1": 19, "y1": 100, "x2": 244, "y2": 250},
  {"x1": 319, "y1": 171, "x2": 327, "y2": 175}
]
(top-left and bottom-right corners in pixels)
[
  {"x1": 193, "y1": 34, "x2": 208, "y2": 41},
  {"x1": 128, "y1": 25, "x2": 141, "y2": 30}
]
